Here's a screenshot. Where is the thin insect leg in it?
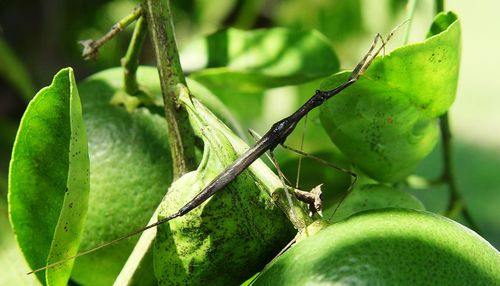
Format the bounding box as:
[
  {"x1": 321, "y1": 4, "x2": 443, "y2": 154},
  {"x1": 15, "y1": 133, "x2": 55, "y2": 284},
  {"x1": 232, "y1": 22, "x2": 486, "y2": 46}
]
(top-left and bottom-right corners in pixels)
[
  {"x1": 327, "y1": 174, "x2": 358, "y2": 222},
  {"x1": 280, "y1": 144, "x2": 357, "y2": 178},
  {"x1": 250, "y1": 129, "x2": 322, "y2": 216},
  {"x1": 378, "y1": 33, "x2": 387, "y2": 56},
  {"x1": 295, "y1": 114, "x2": 308, "y2": 189},
  {"x1": 248, "y1": 129, "x2": 294, "y2": 187},
  {"x1": 355, "y1": 33, "x2": 387, "y2": 79},
  {"x1": 268, "y1": 150, "x2": 301, "y2": 226},
  {"x1": 349, "y1": 33, "x2": 382, "y2": 81},
  {"x1": 278, "y1": 143, "x2": 359, "y2": 222},
  {"x1": 357, "y1": 20, "x2": 410, "y2": 77},
  {"x1": 248, "y1": 235, "x2": 299, "y2": 285}
]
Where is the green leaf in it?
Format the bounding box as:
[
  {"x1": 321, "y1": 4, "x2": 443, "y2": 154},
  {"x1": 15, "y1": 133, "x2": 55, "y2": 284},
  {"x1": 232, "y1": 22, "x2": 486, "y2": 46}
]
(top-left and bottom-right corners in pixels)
[
  {"x1": 182, "y1": 27, "x2": 340, "y2": 92},
  {"x1": 427, "y1": 11, "x2": 458, "y2": 38},
  {"x1": 320, "y1": 12, "x2": 461, "y2": 182},
  {"x1": 8, "y1": 68, "x2": 90, "y2": 285},
  {"x1": 255, "y1": 209, "x2": 500, "y2": 285},
  {"x1": 0, "y1": 37, "x2": 36, "y2": 102}
]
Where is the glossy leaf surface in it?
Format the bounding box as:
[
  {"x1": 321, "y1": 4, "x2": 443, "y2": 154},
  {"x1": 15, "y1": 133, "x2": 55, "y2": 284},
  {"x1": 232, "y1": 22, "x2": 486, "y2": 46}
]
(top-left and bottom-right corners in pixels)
[
  {"x1": 183, "y1": 27, "x2": 339, "y2": 92},
  {"x1": 8, "y1": 68, "x2": 89, "y2": 285}
]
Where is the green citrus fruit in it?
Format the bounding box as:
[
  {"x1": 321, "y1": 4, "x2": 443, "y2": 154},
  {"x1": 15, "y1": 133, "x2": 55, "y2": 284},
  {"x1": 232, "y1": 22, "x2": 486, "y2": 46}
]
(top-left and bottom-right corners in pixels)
[
  {"x1": 255, "y1": 209, "x2": 500, "y2": 285},
  {"x1": 153, "y1": 93, "x2": 295, "y2": 285}
]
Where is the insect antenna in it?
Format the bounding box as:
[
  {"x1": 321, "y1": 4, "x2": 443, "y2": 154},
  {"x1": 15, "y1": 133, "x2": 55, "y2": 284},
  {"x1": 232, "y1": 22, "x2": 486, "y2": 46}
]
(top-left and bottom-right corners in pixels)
[{"x1": 27, "y1": 209, "x2": 178, "y2": 275}]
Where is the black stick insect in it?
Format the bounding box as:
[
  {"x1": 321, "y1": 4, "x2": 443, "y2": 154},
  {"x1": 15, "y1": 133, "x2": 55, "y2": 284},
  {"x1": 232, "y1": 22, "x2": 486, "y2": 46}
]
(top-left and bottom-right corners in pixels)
[{"x1": 30, "y1": 26, "x2": 402, "y2": 275}]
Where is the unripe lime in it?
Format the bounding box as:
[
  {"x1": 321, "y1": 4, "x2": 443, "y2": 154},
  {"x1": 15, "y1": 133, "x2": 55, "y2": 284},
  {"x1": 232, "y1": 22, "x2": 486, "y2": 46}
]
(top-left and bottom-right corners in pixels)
[
  {"x1": 255, "y1": 209, "x2": 500, "y2": 285},
  {"x1": 153, "y1": 94, "x2": 295, "y2": 285}
]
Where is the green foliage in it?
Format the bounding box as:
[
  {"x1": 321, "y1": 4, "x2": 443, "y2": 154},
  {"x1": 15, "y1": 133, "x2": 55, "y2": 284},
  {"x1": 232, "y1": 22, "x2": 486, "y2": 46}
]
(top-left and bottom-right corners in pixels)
[
  {"x1": 8, "y1": 68, "x2": 89, "y2": 285},
  {"x1": 183, "y1": 27, "x2": 340, "y2": 92},
  {"x1": 320, "y1": 12, "x2": 461, "y2": 182},
  {"x1": 181, "y1": 27, "x2": 340, "y2": 140},
  {"x1": 3, "y1": 2, "x2": 499, "y2": 286},
  {"x1": 255, "y1": 209, "x2": 500, "y2": 285},
  {"x1": 0, "y1": 37, "x2": 36, "y2": 102}
]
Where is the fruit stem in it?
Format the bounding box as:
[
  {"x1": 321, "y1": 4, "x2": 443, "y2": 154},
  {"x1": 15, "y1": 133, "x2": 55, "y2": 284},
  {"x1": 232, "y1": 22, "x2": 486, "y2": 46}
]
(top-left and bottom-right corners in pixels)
[
  {"x1": 143, "y1": 0, "x2": 197, "y2": 179},
  {"x1": 121, "y1": 15, "x2": 147, "y2": 95}
]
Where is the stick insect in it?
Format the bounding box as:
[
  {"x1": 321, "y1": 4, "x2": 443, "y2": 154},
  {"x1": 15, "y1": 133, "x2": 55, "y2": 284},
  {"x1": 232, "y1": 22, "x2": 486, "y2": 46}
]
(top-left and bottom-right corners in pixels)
[{"x1": 29, "y1": 26, "x2": 400, "y2": 275}]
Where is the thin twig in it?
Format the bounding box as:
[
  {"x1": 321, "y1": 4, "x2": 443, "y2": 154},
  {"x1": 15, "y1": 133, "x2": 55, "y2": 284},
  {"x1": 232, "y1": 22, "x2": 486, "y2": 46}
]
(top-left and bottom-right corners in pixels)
[
  {"x1": 440, "y1": 114, "x2": 481, "y2": 233},
  {"x1": 433, "y1": 0, "x2": 481, "y2": 234},
  {"x1": 121, "y1": 15, "x2": 148, "y2": 95},
  {"x1": 80, "y1": 7, "x2": 143, "y2": 60}
]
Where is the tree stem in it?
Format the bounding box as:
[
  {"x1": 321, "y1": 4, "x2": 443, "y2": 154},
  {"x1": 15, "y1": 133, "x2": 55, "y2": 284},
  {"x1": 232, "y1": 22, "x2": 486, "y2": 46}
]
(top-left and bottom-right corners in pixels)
[
  {"x1": 121, "y1": 16, "x2": 147, "y2": 95},
  {"x1": 143, "y1": 0, "x2": 196, "y2": 179}
]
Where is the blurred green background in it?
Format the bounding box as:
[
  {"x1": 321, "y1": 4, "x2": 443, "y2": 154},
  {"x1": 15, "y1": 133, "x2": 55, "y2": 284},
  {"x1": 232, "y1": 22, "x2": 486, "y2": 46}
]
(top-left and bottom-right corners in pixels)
[{"x1": 1, "y1": 0, "x2": 498, "y2": 284}]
